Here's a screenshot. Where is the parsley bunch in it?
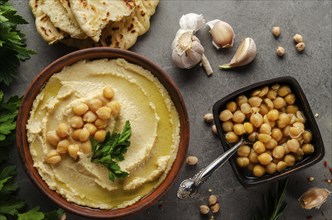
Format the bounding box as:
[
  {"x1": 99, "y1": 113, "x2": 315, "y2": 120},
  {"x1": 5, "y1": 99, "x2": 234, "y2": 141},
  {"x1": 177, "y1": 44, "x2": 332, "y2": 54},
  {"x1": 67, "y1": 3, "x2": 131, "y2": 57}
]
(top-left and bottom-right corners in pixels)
[
  {"x1": 90, "y1": 121, "x2": 132, "y2": 181},
  {"x1": 0, "y1": 0, "x2": 35, "y2": 86}
]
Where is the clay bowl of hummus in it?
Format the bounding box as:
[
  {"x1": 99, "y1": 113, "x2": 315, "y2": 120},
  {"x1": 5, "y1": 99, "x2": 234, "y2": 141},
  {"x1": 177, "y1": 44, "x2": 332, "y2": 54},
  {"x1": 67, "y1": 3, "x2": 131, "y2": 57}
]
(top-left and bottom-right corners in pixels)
[{"x1": 16, "y1": 48, "x2": 189, "y2": 218}]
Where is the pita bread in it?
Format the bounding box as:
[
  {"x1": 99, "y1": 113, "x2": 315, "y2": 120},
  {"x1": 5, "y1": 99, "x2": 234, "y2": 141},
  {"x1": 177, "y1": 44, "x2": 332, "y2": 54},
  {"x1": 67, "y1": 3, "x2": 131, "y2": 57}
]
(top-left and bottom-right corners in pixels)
[
  {"x1": 42, "y1": 0, "x2": 87, "y2": 39},
  {"x1": 61, "y1": 0, "x2": 159, "y2": 50},
  {"x1": 69, "y1": 0, "x2": 137, "y2": 42},
  {"x1": 29, "y1": 0, "x2": 65, "y2": 44}
]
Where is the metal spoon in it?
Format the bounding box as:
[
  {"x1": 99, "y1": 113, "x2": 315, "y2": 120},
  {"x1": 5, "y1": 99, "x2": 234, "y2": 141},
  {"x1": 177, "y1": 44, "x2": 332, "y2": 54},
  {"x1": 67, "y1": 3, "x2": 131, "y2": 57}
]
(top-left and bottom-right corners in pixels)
[{"x1": 177, "y1": 137, "x2": 251, "y2": 199}]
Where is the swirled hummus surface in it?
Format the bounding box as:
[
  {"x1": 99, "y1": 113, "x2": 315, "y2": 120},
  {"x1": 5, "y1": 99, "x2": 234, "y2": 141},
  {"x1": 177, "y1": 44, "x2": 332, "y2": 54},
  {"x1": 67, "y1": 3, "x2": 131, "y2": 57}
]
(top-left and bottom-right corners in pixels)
[{"x1": 27, "y1": 58, "x2": 180, "y2": 209}]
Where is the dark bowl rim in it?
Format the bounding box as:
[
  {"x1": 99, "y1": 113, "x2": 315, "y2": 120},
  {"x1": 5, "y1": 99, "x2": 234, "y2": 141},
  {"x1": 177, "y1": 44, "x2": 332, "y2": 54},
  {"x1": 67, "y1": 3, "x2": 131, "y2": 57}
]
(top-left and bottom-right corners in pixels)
[
  {"x1": 16, "y1": 48, "x2": 190, "y2": 218},
  {"x1": 212, "y1": 76, "x2": 325, "y2": 186}
]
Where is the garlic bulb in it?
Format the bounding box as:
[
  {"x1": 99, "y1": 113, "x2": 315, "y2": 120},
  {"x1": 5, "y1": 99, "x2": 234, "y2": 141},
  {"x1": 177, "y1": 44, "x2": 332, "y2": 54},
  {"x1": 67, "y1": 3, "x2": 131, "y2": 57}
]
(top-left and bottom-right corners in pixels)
[
  {"x1": 172, "y1": 30, "x2": 204, "y2": 69},
  {"x1": 207, "y1": 19, "x2": 235, "y2": 49},
  {"x1": 298, "y1": 188, "x2": 331, "y2": 209},
  {"x1": 179, "y1": 13, "x2": 205, "y2": 32},
  {"x1": 172, "y1": 13, "x2": 213, "y2": 75},
  {"x1": 219, "y1": 37, "x2": 257, "y2": 69}
]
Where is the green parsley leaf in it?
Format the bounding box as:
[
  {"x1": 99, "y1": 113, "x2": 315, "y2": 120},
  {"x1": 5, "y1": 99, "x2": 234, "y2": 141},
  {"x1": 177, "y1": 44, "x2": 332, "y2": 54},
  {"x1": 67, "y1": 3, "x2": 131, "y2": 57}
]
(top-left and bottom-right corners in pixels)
[
  {"x1": 17, "y1": 207, "x2": 44, "y2": 220},
  {"x1": 91, "y1": 121, "x2": 131, "y2": 181},
  {"x1": 0, "y1": 0, "x2": 35, "y2": 86}
]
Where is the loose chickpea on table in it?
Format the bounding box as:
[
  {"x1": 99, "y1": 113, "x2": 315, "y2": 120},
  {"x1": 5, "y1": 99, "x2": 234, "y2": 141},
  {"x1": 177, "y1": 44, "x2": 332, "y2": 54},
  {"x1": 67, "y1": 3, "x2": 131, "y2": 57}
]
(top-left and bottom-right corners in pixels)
[{"x1": 218, "y1": 84, "x2": 315, "y2": 177}]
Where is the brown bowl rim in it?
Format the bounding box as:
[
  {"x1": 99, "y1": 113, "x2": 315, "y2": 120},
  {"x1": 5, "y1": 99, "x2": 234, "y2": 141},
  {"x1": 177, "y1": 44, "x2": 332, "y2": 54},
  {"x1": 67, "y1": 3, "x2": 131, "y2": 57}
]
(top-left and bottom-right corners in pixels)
[
  {"x1": 212, "y1": 76, "x2": 325, "y2": 186},
  {"x1": 16, "y1": 48, "x2": 190, "y2": 218}
]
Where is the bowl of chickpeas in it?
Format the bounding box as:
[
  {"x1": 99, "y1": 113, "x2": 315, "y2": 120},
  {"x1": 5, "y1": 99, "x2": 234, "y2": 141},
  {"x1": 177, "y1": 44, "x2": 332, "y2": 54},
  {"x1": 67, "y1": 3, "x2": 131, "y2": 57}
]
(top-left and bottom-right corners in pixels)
[{"x1": 213, "y1": 76, "x2": 325, "y2": 186}]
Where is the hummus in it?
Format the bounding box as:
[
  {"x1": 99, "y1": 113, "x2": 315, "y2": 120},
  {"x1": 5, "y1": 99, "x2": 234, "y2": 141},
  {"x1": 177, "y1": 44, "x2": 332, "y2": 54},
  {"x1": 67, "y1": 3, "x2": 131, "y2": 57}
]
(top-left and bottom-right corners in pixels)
[{"x1": 27, "y1": 58, "x2": 180, "y2": 209}]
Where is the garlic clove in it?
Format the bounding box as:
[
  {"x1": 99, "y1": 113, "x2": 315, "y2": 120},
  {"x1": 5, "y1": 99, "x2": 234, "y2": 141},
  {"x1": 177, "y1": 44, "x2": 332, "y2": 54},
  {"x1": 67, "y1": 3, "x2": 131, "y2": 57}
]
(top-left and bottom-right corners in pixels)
[
  {"x1": 219, "y1": 37, "x2": 257, "y2": 69},
  {"x1": 298, "y1": 188, "x2": 331, "y2": 210},
  {"x1": 207, "y1": 19, "x2": 235, "y2": 49},
  {"x1": 179, "y1": 13, "x2": 205, "y2": 32}
]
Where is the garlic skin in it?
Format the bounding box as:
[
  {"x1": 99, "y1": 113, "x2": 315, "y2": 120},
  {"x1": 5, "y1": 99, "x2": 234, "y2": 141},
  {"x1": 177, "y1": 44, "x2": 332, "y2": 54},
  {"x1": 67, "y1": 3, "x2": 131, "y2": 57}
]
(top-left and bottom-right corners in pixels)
[
  {"x1": 298, "y1": 188, "x2": 331, "y2": 210},
  {"x1": 207, "y1": 19, "x2": 235, "y2": 49},
  {"x1": 172, "y1": 30, "x2": 204, "y2": 69},
  {"x1": 219, "y1": 37, "x2": 257, "y2": 69},
  {"x1": 179, "y1": 13, "x2": 205, "y2": 32}
]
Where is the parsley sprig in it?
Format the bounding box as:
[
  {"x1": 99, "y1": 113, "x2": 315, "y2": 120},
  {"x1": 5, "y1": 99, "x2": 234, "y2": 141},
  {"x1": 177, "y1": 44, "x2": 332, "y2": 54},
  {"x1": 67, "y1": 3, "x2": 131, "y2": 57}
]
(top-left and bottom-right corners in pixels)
[
  {"x1": 0, "y1": 0, "x2": 35, "y2": 86},
  {"x1": 90, "y1": 121, "x2": 132, "y2": 182}
]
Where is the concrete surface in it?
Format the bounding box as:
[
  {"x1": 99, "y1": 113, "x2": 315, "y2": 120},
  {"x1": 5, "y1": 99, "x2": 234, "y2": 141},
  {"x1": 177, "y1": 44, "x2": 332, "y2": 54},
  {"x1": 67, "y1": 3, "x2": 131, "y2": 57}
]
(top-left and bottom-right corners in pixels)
[{"x1": 4, "y1": 1, "x2": 331, "y2": 220}]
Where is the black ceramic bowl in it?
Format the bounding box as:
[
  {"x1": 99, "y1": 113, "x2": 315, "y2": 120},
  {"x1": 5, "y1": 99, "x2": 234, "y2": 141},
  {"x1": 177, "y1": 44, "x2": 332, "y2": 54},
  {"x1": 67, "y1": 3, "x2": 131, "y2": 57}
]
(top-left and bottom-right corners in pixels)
[{"x1": 213, "y1": 76, "x2": 324, "y2": 186}]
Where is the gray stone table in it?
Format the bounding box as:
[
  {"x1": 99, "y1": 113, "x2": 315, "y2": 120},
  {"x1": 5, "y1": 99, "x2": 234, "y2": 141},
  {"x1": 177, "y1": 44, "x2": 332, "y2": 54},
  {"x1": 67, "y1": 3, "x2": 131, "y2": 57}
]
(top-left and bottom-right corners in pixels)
[{"x1": 5, "y1": 1, "x2": 332, "y2": 220}]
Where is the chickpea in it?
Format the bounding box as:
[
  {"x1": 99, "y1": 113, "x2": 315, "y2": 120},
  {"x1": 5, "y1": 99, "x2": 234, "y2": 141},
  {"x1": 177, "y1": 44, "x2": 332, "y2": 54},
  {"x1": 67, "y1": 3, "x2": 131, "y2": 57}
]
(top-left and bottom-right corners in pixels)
[
  {"x1": 226, "y1": 101, "x2": 237, "y2": 113},
  {"x1": 293, "y1": 122, "x2": 305, "y2": 130},
  {"x1": 251, "y1": 89, "x2": 261, "y2": 97},
  {"x1": 70, "y1": 116, "x2": 84, "y2": 128},
  {"x1": 277, "y1": 113, "x2": 291, "y2": 128},
  {"x1": 94, "y1": 130, "x2": 106, "y2": 142},
  {"x1": 57, "y1": 139, "x2": 70, "y2": 154},
  {"x1": 259, "y1": 123, "x2": 272, "y2": 134},
  {"x1": 286, "y1": 139, "x2": 300, "y2": 153},
  {"x1": 219, "y1": 109, "x2": 233, "y2": 122},
  {"x1": 79, "y1": 128, "x2": 90, "y2": 142},
  {"x1": 248, "y1": 132, "x2": 258, "y2": 143},
  {"x1": 108, "y1": 101, "x2": 121, "y2": 117},
  {"x1": 211, "y1": 203, "x2": 220, "y2": 214},
  {"x1": 302, "y1": 144, "x2": 314, "y2": 155},
  {"x1": 186, "y1": 156, "x2": 198, "y2": 165},
  {"x1": 271, "y1": 128, "x2": 283, "y2": 141},
  {"x1": 265, "y1": 138, "x2": 278, "y2": 150},
  {"x1": 289, "y1": 126, "x2": 304, "y2": 138},
  {"x1": 45, "y1": 150, "x2": 61, "y2": 164},
  {"x1": 225, "y1": 131, "x2": 239, "y2": 143},
  {"x1": 233, "y1": 124, "x2": 246, "y2": 136},
  {"x1": 236, "y1": 95, "x2": 248, "y2": 107},
  {"x1": 258, "y1": 86, "x2": 269, "y2": 97},
  {"x1": 273, "y1": 97, "x2": 286, "y2": 109},
  {"x1": 81, "y1": 141, "x2": 92, "y2": 154},
  {"x1": 249, "y1": 149, "x2": 258, "y2": 163},
  {"x1": 83, "y1": 111, "x2": 97, "y2": 123},
  {"x1": 237, "y1": 145, "x2": 251, "y2": 157},
  {"x1": 267, "y1": 90, "x2": 277, "y2": 100},
  {"x1": 277, "y1": 85, "x2": 291, "y2": 97},
  {"x1": 243, "y1": 122, "x2": 254, "y2": 134},
  {"x1": 258, "y1": 153, "x2": 272, "y2": 165},
  {"x1": 266, "y1": 162, "x2": 277, "y2": 174},
  {"x1": 264, "y1": 98, "x2": 274, "y2": 110},
  {"x1": 221, "y1": 121, "x2": 233, "y2": 132},
  {"x1": 240, "y1": 103, "x2": 252, "y2": 114},
  {"x1": 267, "y1": 109, "x2": 279, "y2": 121},
  {"x1": 248, "y1": 97, "x2": 263, "y2": 107},
  {"x1": 250, "y1": 112, "x2": 263, "y2": 128},
  {"x1": 87, "y1": 99, "x2": 103, "y2": 112},
  {"x1": 103, "y1": 86, "x2": 114, "y2": 99},
  {"x1": 208, "y1": 195, "x2": 218, "y2": 206},
  {"x1": 83, "y1": 123, "x2": 97, "y2": 136},
  {"x1": 284, "y1": 154, "x2": 296, "y2": 166},
  {"x1": 233, "y1": 110, "x2": 246, "y2": 123},
  {"x1": 295, "y1": 111, "x2": 306, "y2": 123},
  {"x1": 272, "y1": 84, "x2": 280, "y2": 91},
  {"x1": 283, "y1": 126, "x2": 291, "y2": 137},
  {"x1": 72, "y1": 103, "x2": 89, "y2": 116},
  {"x1": 277, "y1": 161, "x2": 288, "y2": 172},
  {"x1": 95, "y1": 119, "x2": 108, "y2": 130},
  {"x1": 284, "y1": 93, "x2": 296, "y2": 105},
  {"x1": 56, "y1": 123, "x2": 70, "y2": 139},
  {"x1": 68, "y1": 144, "x2": 80, "y2": 160},
  {"x1": 253, "y1": 165, "x2": 266, "y2": 177},
  {"x1": 199, "y1": 205, "x2": 210, "y2": 215},
  {"x1": 272, "y1": 146, "x2": 285, "y2": 159},
  {"x1": 71, "y1": 129, "x2": 81, "y2": 141},
  {"x1": 295, "y1": 154, "x2": 303, "y2": 162},
  {"x1": 259, "y1": 104, "x2": 269, "y2": 116},
  {"x1": 46, "y1": 131, "x2": 60, "y2": 146},
  {"x1": 302, "y1": 130, "x2": 312, "y2": 143},
  {"x1": 253, "y1": 141, "x2": 266, "y2": 154},
  {"x1": 258, "y1": 134, "x2": 272, "y2": 143},
  {"x1": 236, "y1": 157, "x2": 250, "y2": 167},
  {"x1": 296, "y1": 148, "x2": 305, "y2": 157},
  {"x1": 286, "y1": 105, "x2": 299, "y2": 114},
  {"x1": 96, "y1": 107, "x2": 112, "y2": 120}
]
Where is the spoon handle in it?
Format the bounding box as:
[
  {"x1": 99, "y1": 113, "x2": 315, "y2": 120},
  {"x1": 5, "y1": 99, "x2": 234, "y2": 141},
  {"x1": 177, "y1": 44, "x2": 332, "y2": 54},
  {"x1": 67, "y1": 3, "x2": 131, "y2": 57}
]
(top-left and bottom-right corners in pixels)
[{"x1": 193, "y1": 138, "x2": 246, "y2": 186}]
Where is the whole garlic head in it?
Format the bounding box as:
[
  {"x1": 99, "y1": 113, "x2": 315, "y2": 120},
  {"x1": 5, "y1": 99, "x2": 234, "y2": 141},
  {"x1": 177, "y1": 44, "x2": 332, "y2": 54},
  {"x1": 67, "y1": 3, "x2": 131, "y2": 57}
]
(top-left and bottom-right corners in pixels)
[
  {"x1": 172, "y1": 30, "x2": 204, "y2": 69},
  {"x1": 207, "y1": 19, "x2": 235, "y2": 49}
]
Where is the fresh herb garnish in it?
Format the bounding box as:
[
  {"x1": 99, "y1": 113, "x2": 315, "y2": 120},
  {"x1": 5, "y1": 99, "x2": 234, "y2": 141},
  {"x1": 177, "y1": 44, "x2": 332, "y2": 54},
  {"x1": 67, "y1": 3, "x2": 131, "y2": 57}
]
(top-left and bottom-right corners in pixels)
[
  {"x1": 0, "y1": 0, "x2": 35, "y2": 86},
  {"x1": 252, "y1": 179, "x2": 288, "y2": 220},
  {"x1": 90, "y1": 121, "x2": 131, "y2": 182}
]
